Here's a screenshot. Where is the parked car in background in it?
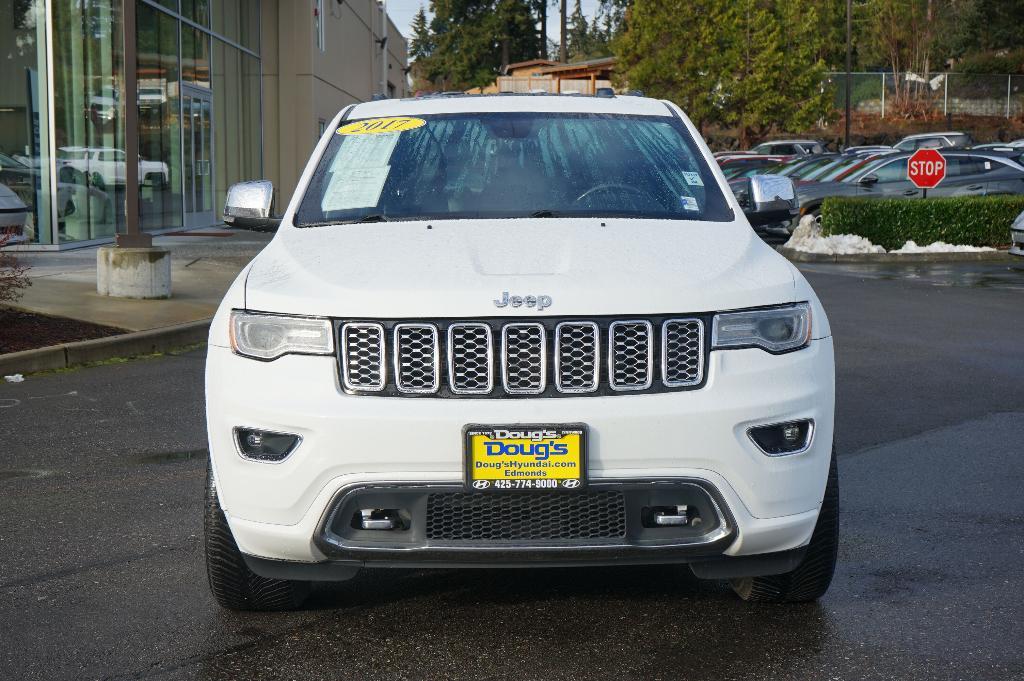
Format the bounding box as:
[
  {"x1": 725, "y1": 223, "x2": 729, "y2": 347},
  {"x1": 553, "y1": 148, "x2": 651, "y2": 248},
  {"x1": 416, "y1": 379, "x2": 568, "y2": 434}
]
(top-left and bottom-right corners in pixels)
[
  {"x1": 893, "y1": 132, "x2": 973, "y2": 151},
  {"x1": 841, "y1": 145, "x2": 892, "y2": 155},
  {"x1": 811, "y1": 153, "x2": 892, "y2": 184},
  {"x1": 793, "y1": 151, "x2": 1024, "y2": 225},
  {"x1": 750, "y1": 139, "x2": 825, "y2": 157},
  {"x1": 57, "y1": 146, "x2": 169, "y2": 189},
  {"x1": 1011, "y1": 210, "x2": 1024, "y2": 257},
  {"x1": 717, "y1": 154, "x2": 788, "y2": 179},
  {"x1": 969, "y1": 145, "x2": 1024, "y2": 165}
]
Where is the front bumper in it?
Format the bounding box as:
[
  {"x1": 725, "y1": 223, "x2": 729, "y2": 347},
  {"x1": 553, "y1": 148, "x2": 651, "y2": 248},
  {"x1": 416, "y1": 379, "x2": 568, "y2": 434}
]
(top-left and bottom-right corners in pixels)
[
  {"x1": 1010, "y1": 229, "x2": 1023, "y2": 256},
  {"x1": 206, "y1": 337, "x2": 834, "y2": 565}
]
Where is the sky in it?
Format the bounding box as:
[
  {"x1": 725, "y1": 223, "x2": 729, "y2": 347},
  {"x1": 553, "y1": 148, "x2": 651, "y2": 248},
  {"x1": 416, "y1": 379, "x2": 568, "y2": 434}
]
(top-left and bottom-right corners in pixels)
[{"x1": 385, "y1": 0, "x2": 603, "y2": 52}]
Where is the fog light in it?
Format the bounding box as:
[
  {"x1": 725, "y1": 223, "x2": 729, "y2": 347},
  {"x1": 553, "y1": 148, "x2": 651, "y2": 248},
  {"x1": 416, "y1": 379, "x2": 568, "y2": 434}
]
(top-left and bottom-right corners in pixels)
[
  {"x1": 352, "y1": 509, "x2": 407, "y2": 530},
  {"x1": 747, "y1": 420, "x2": 813, "y2": 456},
  {"x1": 234, "y1": 427, "x2": 301, "y2": 462}
]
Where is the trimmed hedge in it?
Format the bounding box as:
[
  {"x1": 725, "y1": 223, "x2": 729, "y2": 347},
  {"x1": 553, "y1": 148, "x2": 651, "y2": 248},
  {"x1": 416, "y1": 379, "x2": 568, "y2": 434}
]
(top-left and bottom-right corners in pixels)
[{"x1": 820, "y1": 195, "x2": 1024, "y2": 250}]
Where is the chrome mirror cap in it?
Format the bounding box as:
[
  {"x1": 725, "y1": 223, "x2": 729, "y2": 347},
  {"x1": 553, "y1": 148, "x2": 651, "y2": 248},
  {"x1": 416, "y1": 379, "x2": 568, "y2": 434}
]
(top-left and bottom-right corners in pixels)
[
  {"x1": 741, "y1": 174, "x2": 798, "y2": 227},
  {"x1": 224, "y1": 180, "x2": 278, "y2": 229}
]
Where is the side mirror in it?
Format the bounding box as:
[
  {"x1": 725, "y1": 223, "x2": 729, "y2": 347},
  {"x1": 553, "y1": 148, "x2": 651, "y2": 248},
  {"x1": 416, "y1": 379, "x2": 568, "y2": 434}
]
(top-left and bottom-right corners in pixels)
[
  {"x1": 858, "y1": 174, "x2": 878, "y2": 186},
  {"x1": 737, "y1": 174, "x2": 798, "y2": 226},
  {"x1": 223, "y1": 180, "x2": 281, "y2": 231}
]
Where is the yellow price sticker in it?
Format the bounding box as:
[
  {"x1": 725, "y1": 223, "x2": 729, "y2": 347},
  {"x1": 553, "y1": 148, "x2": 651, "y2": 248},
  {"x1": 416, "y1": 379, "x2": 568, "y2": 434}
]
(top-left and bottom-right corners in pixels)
[{"x1": 337, "y1": 117, "x2": 426, "y2": 136}]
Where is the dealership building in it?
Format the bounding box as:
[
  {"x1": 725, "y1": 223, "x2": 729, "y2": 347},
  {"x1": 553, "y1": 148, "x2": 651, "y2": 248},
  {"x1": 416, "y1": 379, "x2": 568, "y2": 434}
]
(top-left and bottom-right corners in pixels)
[{"x1": 1, "y1": 0, "x2": 407, "y2": 249}]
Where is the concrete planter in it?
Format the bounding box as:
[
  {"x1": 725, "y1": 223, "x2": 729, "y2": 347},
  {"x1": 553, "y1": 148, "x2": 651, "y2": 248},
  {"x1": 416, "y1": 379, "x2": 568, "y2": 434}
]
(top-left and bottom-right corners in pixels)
[{"x1": 97, "y1": 246, "x2": 172, "y2": 299}]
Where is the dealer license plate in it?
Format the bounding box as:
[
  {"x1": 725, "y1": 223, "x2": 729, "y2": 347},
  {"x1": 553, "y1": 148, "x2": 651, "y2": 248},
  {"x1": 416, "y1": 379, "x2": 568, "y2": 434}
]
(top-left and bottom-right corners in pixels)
[{"x1": 464, "y1": 424, "x2": 587, "y2": 492}]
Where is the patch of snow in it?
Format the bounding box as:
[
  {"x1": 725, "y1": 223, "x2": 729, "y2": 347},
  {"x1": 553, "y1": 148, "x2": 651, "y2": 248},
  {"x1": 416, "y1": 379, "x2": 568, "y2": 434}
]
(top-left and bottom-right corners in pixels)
[
  {"x1": 783, "y1": 215, "x2": 884, "y2": 255},
  {"x1": 784, "y1": 215, "x2": 997, "y2": 255},
  {"x1": 890, "y1": 240, "x2": 995, "y2": 254},
  {"x1": 4, "y1": 374, "x2": 25, "y2": 383}
]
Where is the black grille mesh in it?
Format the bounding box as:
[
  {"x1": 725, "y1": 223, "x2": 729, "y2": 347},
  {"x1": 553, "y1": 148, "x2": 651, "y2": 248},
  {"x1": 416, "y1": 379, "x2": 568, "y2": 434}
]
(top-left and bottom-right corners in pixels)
[{"x1": 425, "y1": 491, "x2": 627, "y2": 541}]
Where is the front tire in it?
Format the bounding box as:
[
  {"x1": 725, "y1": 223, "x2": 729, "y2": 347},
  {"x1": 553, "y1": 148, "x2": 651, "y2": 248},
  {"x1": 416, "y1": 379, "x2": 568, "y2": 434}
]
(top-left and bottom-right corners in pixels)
[
  {"x1": 204, "y1": 465, "x2": 310, "y2": 611},
  {"x1": 731, "y1": 451, "x2": 839, "y2": 603}
]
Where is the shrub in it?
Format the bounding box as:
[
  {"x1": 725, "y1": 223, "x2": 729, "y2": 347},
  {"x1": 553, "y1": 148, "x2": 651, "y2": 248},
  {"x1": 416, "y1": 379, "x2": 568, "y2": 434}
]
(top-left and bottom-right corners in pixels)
[
  {"x1": 0, "y1": 233, "x2": 31, "y2": 304},
  {"x1": 820, "y1": 196, "x2": 1024, "y2": 250}
]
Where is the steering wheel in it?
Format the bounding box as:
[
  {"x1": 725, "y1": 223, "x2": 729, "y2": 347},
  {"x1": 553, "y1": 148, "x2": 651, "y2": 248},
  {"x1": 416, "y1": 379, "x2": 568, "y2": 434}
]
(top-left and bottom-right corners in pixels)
[{"x1": 573, "y1": 183, "x2": 658, "y2": 207}]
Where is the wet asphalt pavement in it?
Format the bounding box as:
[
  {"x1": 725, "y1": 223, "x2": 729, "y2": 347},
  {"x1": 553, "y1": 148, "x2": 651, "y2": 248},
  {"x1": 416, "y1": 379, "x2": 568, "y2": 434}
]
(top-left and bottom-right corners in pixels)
[{"x1": 1, "y1": 260, "x2": 1023, "y2": 680}]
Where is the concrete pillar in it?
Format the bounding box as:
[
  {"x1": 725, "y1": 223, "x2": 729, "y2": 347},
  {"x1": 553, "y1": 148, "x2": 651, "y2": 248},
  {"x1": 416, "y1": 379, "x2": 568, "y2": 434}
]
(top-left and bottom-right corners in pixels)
[{"x1": 96, "y1": 246, "x2": 172, "y2": 299}]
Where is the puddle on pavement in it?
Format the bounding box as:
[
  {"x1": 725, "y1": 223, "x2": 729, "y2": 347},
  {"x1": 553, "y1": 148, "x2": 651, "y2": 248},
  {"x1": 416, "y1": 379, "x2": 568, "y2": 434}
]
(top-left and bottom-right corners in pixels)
[
  {"x1": 0, "y1": 469, "x2": 54, "y2": 481},
  {"x1": 136, "y1": 448, "x2": 208, "y2": 464}
]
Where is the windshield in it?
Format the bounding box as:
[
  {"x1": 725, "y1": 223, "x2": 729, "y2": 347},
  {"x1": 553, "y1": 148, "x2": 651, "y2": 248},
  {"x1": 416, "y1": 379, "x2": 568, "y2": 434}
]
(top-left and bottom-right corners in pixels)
[{"x1": 295, "y1": 112, "x2": 733, "y2": 225}]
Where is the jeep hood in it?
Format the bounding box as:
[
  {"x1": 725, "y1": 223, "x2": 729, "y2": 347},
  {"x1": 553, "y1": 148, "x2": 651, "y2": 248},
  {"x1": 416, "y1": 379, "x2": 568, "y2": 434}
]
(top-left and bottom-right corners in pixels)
[{"x1": 244, "y1": 218, "x2": 796, "y2": 317}]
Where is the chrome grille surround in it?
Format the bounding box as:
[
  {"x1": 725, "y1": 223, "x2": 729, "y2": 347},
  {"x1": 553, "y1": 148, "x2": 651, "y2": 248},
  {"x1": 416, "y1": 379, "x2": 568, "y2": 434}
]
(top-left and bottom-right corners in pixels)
[
  {"x1": 336, "y1": 315, "x2": 706, "y2": 398},
  {"x1": 608, "y1": 320, "x2": 654, "y2": 391},
  {"x1": 662, "y1": 319, "x2": 704, "y2": 387},
  {"x1": 447, "y1": 323, "x2": 493, "y2": 394},
  {"x1": 340, "y1": 322, "x2": 386, "y2": 391},
  {"x1": 502, "y1": 323, "x2": 547, "y2": 394},
  {"x1": 393, "y1": 323, "x2": 440, "y2": 393},
  {"x1": 555, "y1": 321, "x2": 599, "y2": 393}
]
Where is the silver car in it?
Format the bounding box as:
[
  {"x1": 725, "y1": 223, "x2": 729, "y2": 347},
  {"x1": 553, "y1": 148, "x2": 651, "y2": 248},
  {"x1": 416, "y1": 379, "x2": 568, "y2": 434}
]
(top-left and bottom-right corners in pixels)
[
  {"x1": 0, "y1": 184, "x2": 29, "y2": 243},
  {"x1": 1011, "y1": 210, "x2": 1024, "y2": 257}
]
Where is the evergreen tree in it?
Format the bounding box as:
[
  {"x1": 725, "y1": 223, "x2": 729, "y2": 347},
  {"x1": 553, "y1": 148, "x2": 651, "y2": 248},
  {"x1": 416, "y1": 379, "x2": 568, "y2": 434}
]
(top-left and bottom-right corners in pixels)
[
  {"x1": 614, "y1": 0, "x2": 832, "y2": 136},
  {"x1": 419, "y1": 0, "x2": 541, "y2": 90},
  {"x1": 409, "y1": 6, "x2": 434, "y2": 61},
  {"x1": 614, "y1": 0, "x2": 736, "y2": 130},
  {"x1": 566, "y1": 0, "x2": 592, "y2": 60}
]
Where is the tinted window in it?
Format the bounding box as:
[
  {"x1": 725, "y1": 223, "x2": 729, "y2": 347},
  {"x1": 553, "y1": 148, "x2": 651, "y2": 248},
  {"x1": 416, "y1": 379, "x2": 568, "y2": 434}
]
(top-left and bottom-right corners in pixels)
[
  {"x1": 296, "y1": 112, "x2": 733, "y2": 225},
  {"x1": 944, "y1": 157, "x2": 979, "y2": 177},
  {"x1": 871, "y1": 159, "x2": 909, "y2": 182}
]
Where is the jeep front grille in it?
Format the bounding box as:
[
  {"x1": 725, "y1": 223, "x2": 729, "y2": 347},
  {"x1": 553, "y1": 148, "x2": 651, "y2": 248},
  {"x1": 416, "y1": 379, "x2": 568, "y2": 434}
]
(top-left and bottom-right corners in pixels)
[
  {"x1": 393, "y1": 324, "x2": 439, "y2": 393},
  {"x1": 336, "y1": 315, "x2": 707, "y2": 398},
  {"x1": 447, "y1": 323, "x2": 493, "y2": 394},
  {"x1": 502, "y1": 323, "x2": 546, "y2": 394}
]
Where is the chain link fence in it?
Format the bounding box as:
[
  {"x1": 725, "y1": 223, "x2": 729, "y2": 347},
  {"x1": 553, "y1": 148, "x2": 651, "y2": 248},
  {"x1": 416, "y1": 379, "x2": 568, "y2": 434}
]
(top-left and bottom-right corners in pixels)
[{"x1": 827, "y1": 72, "x2": 1024, "y2": 118}]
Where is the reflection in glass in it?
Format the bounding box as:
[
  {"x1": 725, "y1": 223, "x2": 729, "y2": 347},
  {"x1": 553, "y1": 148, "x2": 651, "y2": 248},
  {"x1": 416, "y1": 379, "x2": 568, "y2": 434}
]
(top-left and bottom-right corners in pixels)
[
  {"x1": 0, "y1": 0, "x2": 53, "y2": 244},
  {"x1": 181, "y1": 0, "x2": 210, "y2": 27},
  {"x1": 138, "y1": 3, "x2": 182, "y2": 231},
  {"x1": 182, "y1": 27, "x2": 210, "y2": 89},
  {"x1": 52, "y1": 0, "x2": 123, "y2": 243}
]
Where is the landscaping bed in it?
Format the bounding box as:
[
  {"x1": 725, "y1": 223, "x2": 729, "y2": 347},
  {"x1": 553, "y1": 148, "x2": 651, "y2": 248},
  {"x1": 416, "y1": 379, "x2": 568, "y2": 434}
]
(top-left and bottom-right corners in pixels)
[
  {"x1": 0, "y1": 309, "x2": 126, "y2": 354},
  {"x1": 820, "y1": 195, "x2": 1024, "y2": 250}
]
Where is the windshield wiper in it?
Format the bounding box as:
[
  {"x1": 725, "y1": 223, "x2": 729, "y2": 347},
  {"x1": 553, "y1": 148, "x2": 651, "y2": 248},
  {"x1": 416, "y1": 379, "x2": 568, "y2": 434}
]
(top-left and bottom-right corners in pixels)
[{"x1": 353, "y1": 213, "x2": 388, "y2": 223}]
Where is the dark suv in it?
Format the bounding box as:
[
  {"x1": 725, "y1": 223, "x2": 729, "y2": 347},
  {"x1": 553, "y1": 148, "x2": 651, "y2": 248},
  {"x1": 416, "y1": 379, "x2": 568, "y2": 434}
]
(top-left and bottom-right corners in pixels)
[{"x1": 794, "y1": 151, "x2": 1024, "y2": 222}]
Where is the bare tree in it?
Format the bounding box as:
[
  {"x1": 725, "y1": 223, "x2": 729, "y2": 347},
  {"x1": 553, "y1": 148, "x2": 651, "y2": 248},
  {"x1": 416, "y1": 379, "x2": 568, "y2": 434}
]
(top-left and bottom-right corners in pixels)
[{"x1": 0, "y1": 233, "x2": 31, "y2": 305}]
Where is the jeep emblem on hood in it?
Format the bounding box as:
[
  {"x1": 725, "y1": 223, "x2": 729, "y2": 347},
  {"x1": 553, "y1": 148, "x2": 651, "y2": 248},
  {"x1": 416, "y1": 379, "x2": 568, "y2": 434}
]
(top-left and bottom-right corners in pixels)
[{"x1": 494, "y1": 292, "x2": 552, "y2": 311}]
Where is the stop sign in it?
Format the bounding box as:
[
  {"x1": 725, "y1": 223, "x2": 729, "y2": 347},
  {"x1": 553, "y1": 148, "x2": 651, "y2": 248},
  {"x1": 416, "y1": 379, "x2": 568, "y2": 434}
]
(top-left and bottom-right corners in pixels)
[{"x1": 907, "y1": 148, "x2": 947, "y2": 189}]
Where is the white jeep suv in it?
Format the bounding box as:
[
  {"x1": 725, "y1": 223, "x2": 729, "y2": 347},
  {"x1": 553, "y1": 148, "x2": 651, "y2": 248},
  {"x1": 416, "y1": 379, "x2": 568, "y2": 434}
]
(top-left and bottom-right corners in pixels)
[{"x1": 205, "y1": 94, "x2": 837, "y2": 611}]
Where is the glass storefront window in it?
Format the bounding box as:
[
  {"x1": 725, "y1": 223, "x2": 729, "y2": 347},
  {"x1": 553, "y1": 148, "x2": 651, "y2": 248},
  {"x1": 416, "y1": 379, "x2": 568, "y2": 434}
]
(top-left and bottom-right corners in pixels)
[
  {"x1": 1, "y1": 0, "x2": 54, "y2": 245},
  {"x1": 182, "y1": 25, "x2": 211, "y2": 88},
  {"x1": 137, "y1": 2, "x2": 182, "y2": 231},
  {"x1": 52, "y1": 0, "x2": 124, "y2": 243},
  {"x1": 181, "y1": 0, "x2": 210, "y2": 27},
  {"x1": 4, "y1": 0, "x2": 262, "y2": 248}
]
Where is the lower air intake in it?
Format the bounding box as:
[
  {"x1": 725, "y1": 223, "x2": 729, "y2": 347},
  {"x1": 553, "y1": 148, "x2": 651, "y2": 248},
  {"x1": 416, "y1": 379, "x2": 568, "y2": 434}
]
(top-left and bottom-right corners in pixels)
[{"x1": 425, "y1": 491, "x2": 627, "y2": 541}]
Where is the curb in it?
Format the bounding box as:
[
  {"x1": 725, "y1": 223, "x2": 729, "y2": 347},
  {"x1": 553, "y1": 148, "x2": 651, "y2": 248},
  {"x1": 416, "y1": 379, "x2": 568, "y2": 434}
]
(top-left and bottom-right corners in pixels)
[
  {"x1": 777, "y1": 246, "x2": 1013, "y2": 264},
  {"x1": 0, "y1": 319, "x2": 211, "y2": 376}
]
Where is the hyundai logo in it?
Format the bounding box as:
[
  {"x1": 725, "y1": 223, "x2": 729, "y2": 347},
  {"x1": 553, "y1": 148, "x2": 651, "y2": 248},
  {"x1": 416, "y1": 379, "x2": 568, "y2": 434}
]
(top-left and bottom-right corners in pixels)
[
  {"x1": 562, "y1": 479, "x2": 581, "y2": 489},
  {"x1": 472, "y1": 480, "x2": 491, "y2": 489}
]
